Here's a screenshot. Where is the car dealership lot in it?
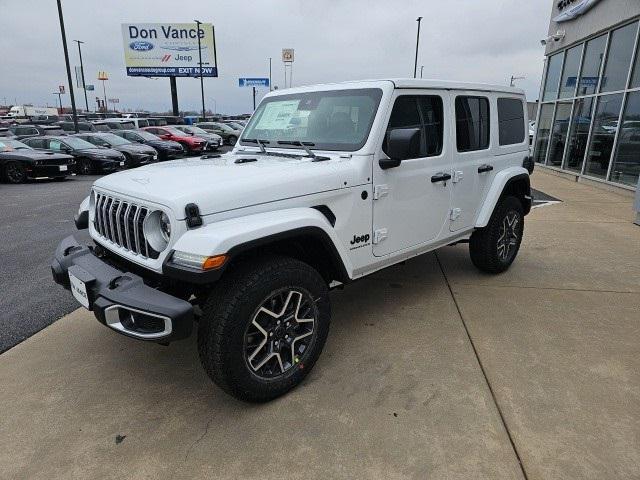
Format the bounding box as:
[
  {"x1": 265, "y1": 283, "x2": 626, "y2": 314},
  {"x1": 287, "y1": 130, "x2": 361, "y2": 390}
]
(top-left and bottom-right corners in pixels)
[{"x1": 1, "y1": 171, "x2": 638, "y2": 479}]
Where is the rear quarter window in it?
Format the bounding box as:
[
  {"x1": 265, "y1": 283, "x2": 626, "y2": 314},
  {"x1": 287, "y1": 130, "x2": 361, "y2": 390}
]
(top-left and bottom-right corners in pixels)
[{"x1": 497, "y1": 98, "x2": 525, "y2": 145}]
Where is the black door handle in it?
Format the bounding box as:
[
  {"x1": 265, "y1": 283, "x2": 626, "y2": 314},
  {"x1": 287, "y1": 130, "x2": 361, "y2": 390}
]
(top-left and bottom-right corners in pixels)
[
  {"x1": 478, "y1": 164, "x2": 494, "y2": 173},
  {"x1": 431, "y1": 172, "x2": 452, "y2": 183}
]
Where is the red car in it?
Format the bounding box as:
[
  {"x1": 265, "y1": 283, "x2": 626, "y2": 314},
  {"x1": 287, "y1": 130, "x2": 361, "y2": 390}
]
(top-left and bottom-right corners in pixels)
[{"x1": 141, "y1": 126, "x2": 207, "y2": 154}]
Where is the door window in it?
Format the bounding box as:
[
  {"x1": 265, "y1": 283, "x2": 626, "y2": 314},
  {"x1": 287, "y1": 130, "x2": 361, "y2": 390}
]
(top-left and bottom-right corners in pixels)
[
  {"x1": 383, "y1": 95, "x2": 443, "y2": 159},
  {"x1": 455, "y1": 96, "x2": 490, "y2": 152},
  {"x1": 497, "y1": 98, "x2": 525, "y2": 145},
  {"x1": 585, "y1": 93, "x2": 624, "y2": 178},
  {"x1": 546, "y1": 102, "x2": 572, "y2": 166},
  {"x1": 48, "y1": 140, "x2": 63, "y2": 151}
]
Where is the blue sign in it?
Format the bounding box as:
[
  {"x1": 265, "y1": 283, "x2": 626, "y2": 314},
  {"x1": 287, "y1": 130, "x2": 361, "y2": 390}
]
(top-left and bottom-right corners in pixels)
[
  {"x1": 239, "y1": 78, "x2": 270, "y2": 87},
  {"x1": 126, "y1": 66, "x2": 218, "y2": 78}
]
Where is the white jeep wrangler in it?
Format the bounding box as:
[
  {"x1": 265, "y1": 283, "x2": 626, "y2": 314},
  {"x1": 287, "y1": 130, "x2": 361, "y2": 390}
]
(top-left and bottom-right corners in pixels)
[{"x1": 53, "y1": 79, "x2": 533, "y2": 402}]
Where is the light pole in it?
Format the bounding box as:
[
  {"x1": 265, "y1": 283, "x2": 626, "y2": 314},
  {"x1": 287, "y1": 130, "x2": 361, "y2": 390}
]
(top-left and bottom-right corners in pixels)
[
  {"x1": 52, "y1": 92, "x2": 63, "y2": 111},
  {"x1": 194, "y1": 20, "x2": 206, "y2": 120},
  {"x1": 56, "y1": 0, "x2": 78, "y2": 132},
  {"x1": 420, "y1": 65, "x2": 424, "y2": 78},
  {"x1": 510, "y1": 75, "x2": 525, "y2": 87},
  {"x1": 73, "y1": 40, "x2": 89, "y2": 112},
  {"x1": 269, "y1": 57, "x2": 272, "y2": 92},
  {"x1": 414, "y1": 17, "x2": 422, "y2": 78}
]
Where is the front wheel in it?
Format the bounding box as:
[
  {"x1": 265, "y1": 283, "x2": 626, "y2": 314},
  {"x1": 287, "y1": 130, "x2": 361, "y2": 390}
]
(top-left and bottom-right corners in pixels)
[
  {"x1": 77, "y1": 158, "x2": 93, "y2": 175},
  {"x1": 4, "y1": 161, "x2": 27, "y2": 183},
  {"x1": 469, "y1": 195, "x2": 524, "y2": 274},
  {"x1": 198, "y1": 256, "x2": 331, "y2": 402}
]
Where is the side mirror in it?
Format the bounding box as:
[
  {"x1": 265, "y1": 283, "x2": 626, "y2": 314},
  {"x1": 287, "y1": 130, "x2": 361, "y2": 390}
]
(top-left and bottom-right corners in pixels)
[{"x1": 379, "y1": 127, "x2": 421, "y2": 170}]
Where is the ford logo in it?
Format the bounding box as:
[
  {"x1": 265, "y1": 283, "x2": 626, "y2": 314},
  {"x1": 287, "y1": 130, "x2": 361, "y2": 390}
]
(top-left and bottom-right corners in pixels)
[{"x1": 129, "y1": 41, "x2": 154, "y2": 51}]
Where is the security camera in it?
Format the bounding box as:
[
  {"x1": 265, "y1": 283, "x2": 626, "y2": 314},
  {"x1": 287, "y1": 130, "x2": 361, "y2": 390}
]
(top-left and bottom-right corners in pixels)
[{"x1": 540, "y1": 30, "x2": 565, "y2": 46}]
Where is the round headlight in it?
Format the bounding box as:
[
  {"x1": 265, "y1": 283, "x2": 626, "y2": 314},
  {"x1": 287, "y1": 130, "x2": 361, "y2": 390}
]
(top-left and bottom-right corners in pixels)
[
  {"x1": 143, "y1": 210, "x2": 171, "y2": 253},
  {"x1": 160, "y1": 212, "x2": 171, "y2": 242}
]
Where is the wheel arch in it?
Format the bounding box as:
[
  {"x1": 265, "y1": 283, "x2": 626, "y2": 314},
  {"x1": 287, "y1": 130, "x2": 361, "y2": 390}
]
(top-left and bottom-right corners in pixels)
[{"x1": 475, "y1": 168, "x2": 531, "y2": 228}]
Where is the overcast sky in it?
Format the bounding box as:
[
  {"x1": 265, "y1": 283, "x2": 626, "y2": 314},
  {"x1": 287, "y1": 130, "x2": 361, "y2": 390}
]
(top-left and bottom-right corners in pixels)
[{"x1": 1, "y1": 0, "x2": 551, "y2": 114}]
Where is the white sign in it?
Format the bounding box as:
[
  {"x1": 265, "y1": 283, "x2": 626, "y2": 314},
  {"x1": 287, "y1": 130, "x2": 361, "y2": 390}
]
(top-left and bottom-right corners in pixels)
[
  {"x1": 553, "y1": 0, "x2": 602, "y2": 23},
  {"x1": 282, "y1": 48, "x2": 294, "y2": 63}
]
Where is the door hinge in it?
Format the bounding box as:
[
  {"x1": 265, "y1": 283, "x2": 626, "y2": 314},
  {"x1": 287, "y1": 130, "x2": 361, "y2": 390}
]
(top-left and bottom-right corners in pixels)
[
  {"x1": 452, "y1": 170, "x2": 464, "y2": 183},
  {"x1": 450, "y1": 208, "x2": 462, "y2": 221},
  {"x1": 373, "y1": 228, "x2": 388, "y2": 244},
  {"x1": 373, "y1": 184, "x2": 389, "y2": 200}
]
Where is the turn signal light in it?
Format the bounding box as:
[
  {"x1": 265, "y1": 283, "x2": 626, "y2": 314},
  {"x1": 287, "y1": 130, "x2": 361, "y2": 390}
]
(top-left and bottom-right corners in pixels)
[{"x1": 202, "y1": 255, "x2": 227, "y2": 270}]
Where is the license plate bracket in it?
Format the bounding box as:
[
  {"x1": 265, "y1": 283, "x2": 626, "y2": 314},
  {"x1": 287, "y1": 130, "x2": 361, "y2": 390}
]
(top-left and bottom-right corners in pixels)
[{"x1": 68, "y1": 265, "x2": 95, "y2": 309}]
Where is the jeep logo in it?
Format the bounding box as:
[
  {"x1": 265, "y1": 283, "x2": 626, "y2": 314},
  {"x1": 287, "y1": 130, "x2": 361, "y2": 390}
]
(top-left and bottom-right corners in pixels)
[{"x1": 350, "y1": 234, "x2": 370, "y2": 245}]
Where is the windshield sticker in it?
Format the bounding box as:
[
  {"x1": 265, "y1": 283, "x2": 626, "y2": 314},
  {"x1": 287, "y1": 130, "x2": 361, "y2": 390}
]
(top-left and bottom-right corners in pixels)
[{"x1": 255, "y1": 100, "x2": 300, "y2": 130}]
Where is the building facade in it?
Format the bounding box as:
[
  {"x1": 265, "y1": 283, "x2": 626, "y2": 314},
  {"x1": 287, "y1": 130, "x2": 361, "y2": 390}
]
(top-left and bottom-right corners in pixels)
[{"x1": 534, "y1": 0, "x2": 640, "y2": 190}]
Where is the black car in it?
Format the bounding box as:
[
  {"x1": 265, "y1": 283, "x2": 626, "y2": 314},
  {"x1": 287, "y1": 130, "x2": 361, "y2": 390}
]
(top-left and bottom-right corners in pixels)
[
  {"x1": 56, "y1": 121, "x2": 96, "y2": 132},
  {"x1": 74, "y1": 132, "x2": 158, "y2": 169},
  {"x1": 23, "y1": 135, "x2": 125, "y2": 175},
  {"x1": 0, "y1": 138, "x2": 75, "y2": 183},
  {"x1": 112, "y1": 129, "x2": 184, "y2": 161},
  {"x1": 8, "y1": 124, "x2": 66, "y2": 140}
]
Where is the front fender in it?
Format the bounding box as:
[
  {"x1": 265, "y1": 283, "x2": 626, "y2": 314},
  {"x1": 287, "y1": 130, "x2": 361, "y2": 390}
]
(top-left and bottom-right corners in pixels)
[
  {"x1": 170, "y1": 207, "x2": 353, "y2": 275},
  {"x1": 475, "y1": 167, "x2": 530, "y2": 228}
]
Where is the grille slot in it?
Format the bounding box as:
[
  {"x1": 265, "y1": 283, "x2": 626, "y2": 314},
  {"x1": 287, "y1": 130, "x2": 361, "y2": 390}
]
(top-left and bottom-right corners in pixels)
[{"x1": 93, "y1": 192, "x2": 157, "y2": 259}]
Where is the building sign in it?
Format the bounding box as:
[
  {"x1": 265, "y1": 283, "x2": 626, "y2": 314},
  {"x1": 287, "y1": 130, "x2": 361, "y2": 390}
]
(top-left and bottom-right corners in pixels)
[
  {"x1": 239, "y1": 78, "x2": 270, "y2": 87},
  {"x1": 554, "y1": 0, "x2": 602, "y2": 23},
  {"x1": 282, "y1": 48, "x2": 294, "y2": 63},
  {"x1": 85, "y1": 84, "x2": 95, "y2": 91},
  {"x1": 121, "y1": 23, "x2": 218, "y2": 77},
  {"x1": 98, "y1": 71, "x2": 109, "y2": 81}
]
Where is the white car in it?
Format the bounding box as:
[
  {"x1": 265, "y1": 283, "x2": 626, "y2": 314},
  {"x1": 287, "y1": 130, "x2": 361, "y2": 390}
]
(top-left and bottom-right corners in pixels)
[{"x1": 53, "y1": 79, "x2": 533, "y2": 402}]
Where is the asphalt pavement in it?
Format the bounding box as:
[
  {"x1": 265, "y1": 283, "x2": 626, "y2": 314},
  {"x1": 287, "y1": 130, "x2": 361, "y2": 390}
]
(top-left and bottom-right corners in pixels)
[{"x1": 0, "y1": 148, "x2": 232, "y2": 354}]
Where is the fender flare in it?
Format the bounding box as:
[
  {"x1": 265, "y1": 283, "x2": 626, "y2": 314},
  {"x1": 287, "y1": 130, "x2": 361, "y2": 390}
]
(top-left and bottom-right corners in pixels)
[
  {"x1": 165, "y1": 208, "x2": 353, "y2": 284},
  {"x1": 475, "y1": 167, "x2": 531, "y2": 228}
]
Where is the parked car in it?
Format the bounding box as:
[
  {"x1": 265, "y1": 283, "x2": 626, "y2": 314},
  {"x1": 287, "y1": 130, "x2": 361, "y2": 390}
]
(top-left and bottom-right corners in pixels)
[
  {"x1": 173, "y1": 125, "x2": 223, "y2": 150},
  {"x1": 8, "y1": 124, "x2": 65, "y2": 139},
  {"x1": 221, "y1": 120, "x2": 246, "y2": 131},
  {"x1": 147, "y1": 118, "x2": 168, "y2": 127},
  {"x1": 56, "y1": 121, "x2": 96, "y2": 132},
  {"x1": 112, "y1": 130, "x2": 184, "y2": 161},
  {"x1": 0, "y1": 127, "x2": 15, "y2": 138},
  {"x1": 0, "y1": 138, "x2": 74, "y2": 183},
  {"x1": 23, "y1": 135, "x2": 125, "y2": 175},
  {"x1": 74, "y1": 132, "x2": 158, "y2": 168},
  {"x1": 91, "y1": 120, "x2": 137, "y2": 130},
  {"x1": 141, "y1": 126, "x2": 207, "y2": 154},
  {"x1": 54, "y1": 79, "x2": 532, "y2": 402},
  {"x1": 195, "y1": 122, "x2": 242, "y2": 145}
]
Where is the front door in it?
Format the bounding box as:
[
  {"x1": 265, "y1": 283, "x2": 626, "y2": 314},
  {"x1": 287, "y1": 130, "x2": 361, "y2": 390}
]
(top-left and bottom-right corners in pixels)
[{"x1": 372, "y1": 92, "x2": 452, "y2": 257}]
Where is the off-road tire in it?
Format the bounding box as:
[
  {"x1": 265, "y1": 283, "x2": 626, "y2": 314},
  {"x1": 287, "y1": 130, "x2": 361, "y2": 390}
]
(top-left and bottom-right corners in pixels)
[
  {"x1": 469, "y1": 195, "x2": 524, "y2": 274},
  {"x1": 4, "y1": 161, "x2": 26, "y2": 184},
  {"x1": 198, "y1": 255, "x2": 331, "y2": 402}
]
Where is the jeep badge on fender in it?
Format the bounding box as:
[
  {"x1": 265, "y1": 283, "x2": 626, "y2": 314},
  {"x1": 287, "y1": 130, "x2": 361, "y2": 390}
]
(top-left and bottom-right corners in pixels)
[{"x1": 52, "y1": 79, "x2": 532, "y2": 402}]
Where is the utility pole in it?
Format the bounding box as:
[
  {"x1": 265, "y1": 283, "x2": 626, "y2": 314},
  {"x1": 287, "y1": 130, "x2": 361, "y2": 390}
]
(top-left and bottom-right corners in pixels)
[
  {"x1": 73, "y1": 40, "x2": 89, "y2": 111},
  {"x1": 252, "y1": 87, "x2": 257, "y2": 111},
  {"x1": 194, "y1": 20, "x2": 206, "y2": 120},
  {"x1": 56, "y1": 0, "x2": 78, "y2": 132},
  {"x1": 414, "y1": 17, "x2": 422, "y2": 78}
]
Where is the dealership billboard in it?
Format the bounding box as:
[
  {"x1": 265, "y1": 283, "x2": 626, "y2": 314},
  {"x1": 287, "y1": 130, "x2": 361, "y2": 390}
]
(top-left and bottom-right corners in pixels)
[{"x1": 121, "y1": 23, "x2": 218, "y2": 77}]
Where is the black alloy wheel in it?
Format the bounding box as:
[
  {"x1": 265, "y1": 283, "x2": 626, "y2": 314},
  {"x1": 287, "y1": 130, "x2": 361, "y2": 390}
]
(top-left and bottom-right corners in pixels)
[{"x1": 4, "y1": 161, "x2": 27, "y2": 184}]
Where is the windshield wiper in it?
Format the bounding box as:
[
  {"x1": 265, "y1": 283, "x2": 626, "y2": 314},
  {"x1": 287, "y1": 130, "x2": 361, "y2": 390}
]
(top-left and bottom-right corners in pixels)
[
  {"x1": 276, "y1": 140, "x2": 329, "y2": 161},
  {"x1": 243, "y1": 138, "x2": 270, "y2": 153}
]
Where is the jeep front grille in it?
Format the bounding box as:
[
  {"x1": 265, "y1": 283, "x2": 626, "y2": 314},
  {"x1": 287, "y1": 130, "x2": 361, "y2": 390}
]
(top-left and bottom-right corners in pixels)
[{"x1": 93, "y1": 192, "x2": 158, "y2": 259}]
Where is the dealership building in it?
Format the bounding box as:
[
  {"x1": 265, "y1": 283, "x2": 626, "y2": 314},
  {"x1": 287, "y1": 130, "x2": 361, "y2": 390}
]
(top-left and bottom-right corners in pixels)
[{"x1": 534, "y1": 0, "x2": 640, "y2": 193}]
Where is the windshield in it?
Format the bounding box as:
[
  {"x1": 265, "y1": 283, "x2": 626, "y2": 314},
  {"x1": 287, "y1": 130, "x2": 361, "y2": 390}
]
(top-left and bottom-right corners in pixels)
[
  {"x1": 64, "y1": 137, "x2": 98, "y2": 150},
  {"x1": 241, "y1": 88, "x2": 382, "y2": 151},
  {"x1": 99, "y1": 133, "x2": 131, "y2": 146},
  {"x1": 186, "y1": 126, "x2": 208, "y2": 135},
  {"x1": 135, "y1": 130, "x2": 160, "y2": 141},
  {"x1": 0, "y1": 139, "x2": 32, "y2": 151}
]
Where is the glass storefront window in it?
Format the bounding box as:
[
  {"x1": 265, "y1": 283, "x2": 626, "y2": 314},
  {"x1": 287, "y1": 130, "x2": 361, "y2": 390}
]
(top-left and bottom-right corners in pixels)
[
  {"x1": 630, "y1": 37, "x2": 640, "y2": 88},
  {"x1": 600, "y1": 22, "x2": 638, "y2": 93},
  {"x1": 564, "y1": 97, "x2": 594, "y2": 173},
  {"x1": 547, "y1": 103, "x2": 572, "y2": 166},
  {"x1": 559, "y1": 45, "x2": 583, "y2": 98},
  {"x1": 584, "y1": 93, "x2": 624, "y2": 178},
  {"x1": 577, "y1": 34, "x2": 606, "y2": 96},
  {"x1": 543, "y1": 53, "x2": 564, "y2": 101},
  {"x1": 610, "y1": 91, "x2": 640, "y2": 186},
  {"x1": 533, "y1": 104, "x2": 555, "y2": 163}
]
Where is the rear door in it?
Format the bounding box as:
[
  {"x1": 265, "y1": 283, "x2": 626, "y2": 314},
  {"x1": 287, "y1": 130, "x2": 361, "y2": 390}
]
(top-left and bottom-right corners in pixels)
[
  {"x1": 449, "y1": 93, "x2": 492, "y2": 232},
  {"x1": 372, "y1": 91, "x2": 452, "y2": 256}
]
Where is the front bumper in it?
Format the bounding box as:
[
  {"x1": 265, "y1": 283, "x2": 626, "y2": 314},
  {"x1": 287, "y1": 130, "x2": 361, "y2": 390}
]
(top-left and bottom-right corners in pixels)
[{"x1": 52, "y1": 236, "x2": 193, "y2": 342}]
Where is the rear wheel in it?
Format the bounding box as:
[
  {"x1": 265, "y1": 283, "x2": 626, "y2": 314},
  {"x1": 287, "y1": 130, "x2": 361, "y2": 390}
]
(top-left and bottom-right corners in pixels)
[
  {"x1": 4, "y1": 161, "x2": 27, "y2": 184},
  {"x1": 228, "y1": 135, "x2": 237, "y2": 146},
  {"x1": 469, "y1": 195, "x2": 524, "y2": 274},
  {"x1": 198, "y1": 256, "x2": 331, "y2": 402},
  {"x1": 78, "y1": 158, "x2": 93, "y2": 175}
]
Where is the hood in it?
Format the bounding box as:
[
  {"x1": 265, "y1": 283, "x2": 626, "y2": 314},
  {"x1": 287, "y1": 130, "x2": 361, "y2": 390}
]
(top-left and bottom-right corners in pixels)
[
  {"x1": 113, "y1": 144, "x2": 156, "y2": 155},
  {"x1": 0, "y1": 150, "x2": 73, "y2": 161},
  {"x1": 93, "y1": 151, "x2": 357, "y2": 218},
  {"x1": 79, "y1": 147, "x2": 123, "y2": 159}
]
